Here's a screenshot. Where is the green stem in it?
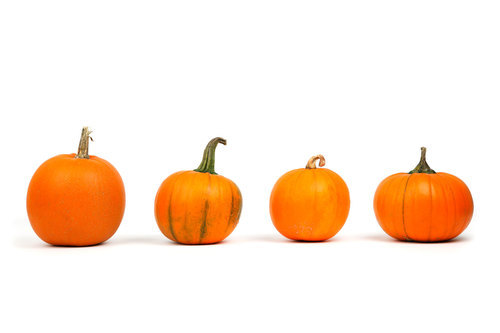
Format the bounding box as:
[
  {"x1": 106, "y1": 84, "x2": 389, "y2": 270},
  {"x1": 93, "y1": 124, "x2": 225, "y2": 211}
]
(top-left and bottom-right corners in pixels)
[
  {"x1": 75, "y1": 127, "x2": 93, "y2": 159},
  {"x1": 409, "y1": 147, "x2": 436, "y2": 174},
  {"x1": 194, "y1": 137, "x2": 227, "y2": 174}
]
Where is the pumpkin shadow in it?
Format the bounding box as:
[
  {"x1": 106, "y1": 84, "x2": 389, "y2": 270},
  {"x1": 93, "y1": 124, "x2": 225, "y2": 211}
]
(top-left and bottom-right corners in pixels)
[
  {"x1": 102, "y1": 235, "x2": 173, "y2": 246},
  {"x1": 12, "y1": 233, "x2": 173, "y2": 248},
  {"x1": 228, "y1": 234, "x2": 347, "y2": 244},
  {"x1": 13, "y1": 236, "x2": 120, "y2": 249},
  {"x1": 12, "y1": 237, "x2": 54, "y2": 249},
  {"x1": 361, "y1": 234, "x2": 472, "y2": 244},
  {"x1": 106, "y1": 235, "x2": 242, "y2": 247}
]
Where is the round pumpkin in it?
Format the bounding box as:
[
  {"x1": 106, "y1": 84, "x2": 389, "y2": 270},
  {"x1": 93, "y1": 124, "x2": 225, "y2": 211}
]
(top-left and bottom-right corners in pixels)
[
  {"x1": 154, "y1": 137, "x2": 242, "y2": 245},
  {"x1": 269, "y1": 155, "x2": 350, "y2": 241},
  {"x1": 26, "y1": 127, "x2": 126, "y2": 246},
  {"x1": 373, "y1": 147, "x2": 473, "y2": 242}
]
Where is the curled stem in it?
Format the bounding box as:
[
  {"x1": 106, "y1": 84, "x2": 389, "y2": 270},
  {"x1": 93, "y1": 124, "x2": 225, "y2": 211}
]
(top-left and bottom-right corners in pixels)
[
  {"x1": 194, "y1": 137, "x2": 227, "y2": 174},
  {"x1": 305, "y1": 155, "x2": 326, "y2": 169}
]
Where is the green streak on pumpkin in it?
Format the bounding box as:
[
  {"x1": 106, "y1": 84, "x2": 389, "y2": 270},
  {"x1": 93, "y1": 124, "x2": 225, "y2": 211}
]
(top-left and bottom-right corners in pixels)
[
  {"x1": 167, "y1": 188, "x2": 178, "y2": 242},
  {"x1": 199, "y1": 200, "x2": 209, "y2": 243},
  {"x1": 226, "y1": 187, "x2": 242, "y2": 232}
]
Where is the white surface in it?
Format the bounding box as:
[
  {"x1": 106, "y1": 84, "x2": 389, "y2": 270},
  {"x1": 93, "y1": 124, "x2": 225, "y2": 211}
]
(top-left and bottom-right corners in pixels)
[{"x1": 1, "y1": 1, "x2": 499, "y2": 332}]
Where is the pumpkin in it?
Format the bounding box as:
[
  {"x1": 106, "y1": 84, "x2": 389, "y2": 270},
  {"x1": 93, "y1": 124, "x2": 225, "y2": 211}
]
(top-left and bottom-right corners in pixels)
[
  {"x1": 269, "y1": 155, "x2": 350, "y2": 241},
  {"x1": 26, "y1": 127, "x2": 126, "y2": 246},
  {"x1": 154, "y1": 137, "x2": 242, "y2": 245},
  {"x1": 373, "y1": 147, "x2": 473, "y2": 242}
]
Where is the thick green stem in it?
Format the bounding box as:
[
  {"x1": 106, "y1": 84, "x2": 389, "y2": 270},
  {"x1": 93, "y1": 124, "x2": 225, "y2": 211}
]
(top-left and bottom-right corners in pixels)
[
  {"x1": 194, "y1": 137, "x2": 227, "y2": 174},
  {"x1": 409, "y1": 147, "x2": 436, "y2": 174},
  {"x1": 75, "y1": 127, "x2": 93, "y2": 159}
]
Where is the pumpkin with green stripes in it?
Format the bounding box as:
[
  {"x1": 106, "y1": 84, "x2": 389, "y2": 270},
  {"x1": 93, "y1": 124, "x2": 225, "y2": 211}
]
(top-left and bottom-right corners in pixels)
[{"x1": 154, "y1": 137, "x2": 242, "y2": 244}]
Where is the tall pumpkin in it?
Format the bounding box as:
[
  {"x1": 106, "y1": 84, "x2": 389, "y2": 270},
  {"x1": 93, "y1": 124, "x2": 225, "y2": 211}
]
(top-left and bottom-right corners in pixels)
[
  {"x1": 154, "y1": 137, "x2": 242, "y2": 245},
  {"x1": 269, "y1": 155, "x2": 350, "y2": 241},
  {"x1": 26, "y1": 127, "x2": 126, "y2": 246},
  {"x1": 373, "y1": 147, "x2": 473, "y2": 242}
]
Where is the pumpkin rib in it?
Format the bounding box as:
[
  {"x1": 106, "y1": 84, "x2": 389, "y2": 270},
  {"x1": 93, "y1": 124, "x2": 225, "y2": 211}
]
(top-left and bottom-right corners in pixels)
[
  {"x1": 405, "y1": 174, "x2": 434, "y2": 242},
  {"x1": 442, "y1": 173, "x2": 473, "y2": 239},
  {"x1": 396, "y1": 174, "x2": 410, "y2": 240},
  {"x1": 427, "y1": 174, "x2": 434, "y2": 242},
  {"x1": 435, "y1": 173, "x2": 455, "y2": 241},
  {"x1": 324, "y1": 169, "x2": 346, "y2": 237},
  {"x1": 167, "y1": 187, "x2": 178, "y2": 242},
  {"x1": 273, "y1": 169, "x2": 303, "y2": 239},
  {"x1": 184, "y1": 172, "x2": 207, "y2": 244},
  {"x1": 390, "y1": 174, "x2": 409, "y2": 240},
  {"x1": 199, "y1": 176, "x2": 211, "y2": 243},
  {"x1": 199, "y1": 200, "x2": 209, "y2": 243},
  {"x1": 444, "y1": 174, "x2": 458, "y2": 240},
  {"x1": 310, "y1": 170, "x2": 326, "y2": 238},
  {"x1": 166, "y1": 173, "x2": 188, "y2": 243},
  {"x1": 225, "y1": 181, "x2": 240, "y2": 233},
  {"x1": 429, "y1": 174, "x2": 443, "y2": 241},
  {"x1": 460, "y1": 175, "x2": 474, "y2": 231},
  {"x1": 293, "y1": 170, "x2": 307, "y2": 235},
  {"x1": 323, "y1": 170, "x2": 337, "y2": 227},
  {"x1": 458, "y1": 174, "x2": 473, "y2": 232},
  {"x1": 231, "y1": 185, "x2": 243, "y2": 231},
  {"x1": 443, "y1": 173, "x2": 463, "y2": 241},
  {"x1": 313, "y1": 170, "x2": 328, "y2": 238},
  {"x1": 449, "y1": 175, "x2": 462, "y2": 237},
  {"x1": 312, "y1": 171, "x2": 319, "y2": 236},
  {"x1": 401, "y1": 174, "x2": 412, "y2": 241},
  {"x1": 155, "y1": 171, "x2": 183, "y2": 242},
  {"x1": 302, "y1": 170, "x2": 325, "y2": 238},
  {"x1": 438, "y1": 173, "x2": 459, "y2": 240},
  {"x1": 374, "y1": 174, "x2": 407, "y2": 240},
  {"x1": 303, "y1": 170, "x2": 317, "y2": 238},
  {"x1": 225, "y1": 183, "x2": 235, "y2": 233}
]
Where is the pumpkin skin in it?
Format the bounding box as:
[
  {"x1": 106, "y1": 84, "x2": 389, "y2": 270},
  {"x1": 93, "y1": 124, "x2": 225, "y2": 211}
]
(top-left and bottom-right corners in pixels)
[
  {"x1": 154, "y1": 138, "x2": 242, "y2": 245},
  {"x1": 26, "y1": 128, "x2": 126, "y2": 246},
  {"x1": 270, "y1": 155, "x2": 350, "y2": 241},
  {"x1": 373, "y1": 148, "x2": 473, "y2": 242}
]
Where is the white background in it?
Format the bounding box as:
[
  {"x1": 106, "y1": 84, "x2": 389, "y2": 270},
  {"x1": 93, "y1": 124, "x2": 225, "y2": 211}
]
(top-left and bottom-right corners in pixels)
[{"x1": 1, "y1": 1, "x2": 499, "y2": 332}]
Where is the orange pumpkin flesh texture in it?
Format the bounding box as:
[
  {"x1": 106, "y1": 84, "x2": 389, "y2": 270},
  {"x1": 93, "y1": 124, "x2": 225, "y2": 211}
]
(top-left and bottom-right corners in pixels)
[
  {"x1": 26, "y1": 128, "x2": 126, "y2": 246},
  {"x1": 270, "y1": 155, "x2": 350, "y2": 241},
  {"x1": 373, "y1": 147, "x2": 473, "y2": 242},
  {"x1": 154, "y1": 137, "x2": 242, "y2": 245}
]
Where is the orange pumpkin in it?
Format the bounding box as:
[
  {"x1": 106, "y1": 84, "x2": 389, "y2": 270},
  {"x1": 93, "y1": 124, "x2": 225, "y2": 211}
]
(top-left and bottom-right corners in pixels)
[
  {"x1": 154, "y1": 137, "x2": 242, "y2": 245},
  {"x1": 26, "y1": 127, "x2": 126, "y2": 246},
  {"x1": 269, "y1": 155, "x2": 350, "y2": 241},
  {"x1": 374, "y1": 147, "x2": 473, "y2": 242}
]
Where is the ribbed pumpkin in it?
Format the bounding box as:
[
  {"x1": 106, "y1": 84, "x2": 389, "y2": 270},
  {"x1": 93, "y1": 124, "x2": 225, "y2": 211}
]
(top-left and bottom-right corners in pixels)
[
  {"x1": 26, "y1": 127, "x2": 126, "y2": 246},
  {"x1": 269, "y1": 155, "x2": 350, "y2": 241},
  {"x1": 373, "y1": 147, "x2": 473, "y2": 242},
  {"x1": 154, "y1": 137, "x2": 242, "y2": 245}
]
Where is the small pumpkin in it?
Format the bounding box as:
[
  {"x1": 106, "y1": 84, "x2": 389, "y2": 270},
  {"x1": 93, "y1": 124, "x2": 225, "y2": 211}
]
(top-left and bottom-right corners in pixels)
[
  {"x1": 154, "y1": 137, "x2": 242, "y2": 245},
  {"x1": 373, "y1": 147, "x2": 473, "y2": 242},
  {"x1": 26, "y1": 127, "x2": 126, "y2": 246},
  {"x1": 269, "y1": 155, "x2": 350, "y2": 241}
]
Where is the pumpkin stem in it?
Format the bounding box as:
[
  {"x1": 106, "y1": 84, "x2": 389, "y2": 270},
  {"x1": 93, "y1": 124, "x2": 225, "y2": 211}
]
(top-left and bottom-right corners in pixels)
[
  {"x1": 409, "y1": 147, "x2": 436, "y2": 174},
  {"x1": 75, "y1": 127, "x2": 93, "y2": 159},
  {"x1": 194, "y1": 137, "x2": 227, "y2": 174},
  {"x1": 305, "y1": 155, "x2": 326, "y2": 169}
]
